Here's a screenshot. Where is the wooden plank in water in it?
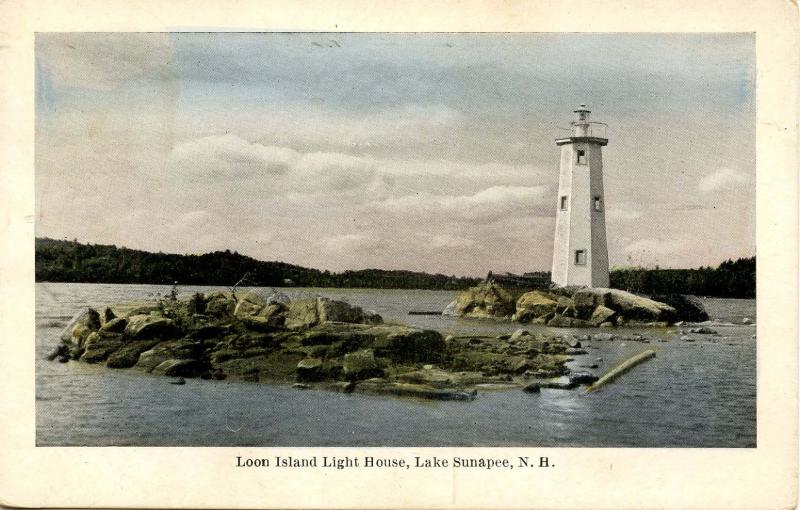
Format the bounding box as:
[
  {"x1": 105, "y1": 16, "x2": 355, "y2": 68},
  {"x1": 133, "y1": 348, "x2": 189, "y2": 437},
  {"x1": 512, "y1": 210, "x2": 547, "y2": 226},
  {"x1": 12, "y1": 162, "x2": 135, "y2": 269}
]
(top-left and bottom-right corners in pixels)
[{"x1": 586, "y1": 349, "x2": 656, "y2": 392}]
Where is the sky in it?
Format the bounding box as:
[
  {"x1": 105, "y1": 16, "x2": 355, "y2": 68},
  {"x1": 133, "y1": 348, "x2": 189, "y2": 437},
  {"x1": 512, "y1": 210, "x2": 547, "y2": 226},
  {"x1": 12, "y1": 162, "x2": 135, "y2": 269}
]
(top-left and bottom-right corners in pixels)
[{"x1": 35, "y1": 33, "x2": 755, "y2": 276}]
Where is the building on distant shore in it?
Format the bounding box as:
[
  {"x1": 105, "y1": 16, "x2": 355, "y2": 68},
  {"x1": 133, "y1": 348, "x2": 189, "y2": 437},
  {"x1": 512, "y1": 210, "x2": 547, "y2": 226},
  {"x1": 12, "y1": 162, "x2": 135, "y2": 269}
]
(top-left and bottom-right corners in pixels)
[{"x1": 550, "y1": 105, "x2": 610, "y2": 288}]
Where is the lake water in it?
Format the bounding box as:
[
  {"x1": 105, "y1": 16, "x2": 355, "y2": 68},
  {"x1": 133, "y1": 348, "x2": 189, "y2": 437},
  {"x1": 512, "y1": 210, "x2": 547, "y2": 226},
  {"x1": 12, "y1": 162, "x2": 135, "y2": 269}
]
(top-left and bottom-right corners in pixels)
[{"x1": 35, "y1": 283, "x2": 756, "y2": 447}]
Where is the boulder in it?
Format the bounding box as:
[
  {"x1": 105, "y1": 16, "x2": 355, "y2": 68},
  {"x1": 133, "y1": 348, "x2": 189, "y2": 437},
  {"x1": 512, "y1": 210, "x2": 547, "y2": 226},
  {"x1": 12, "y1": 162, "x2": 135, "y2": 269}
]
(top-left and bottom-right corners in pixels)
[
  {"x1": 575, "y1": 288, "x2": 677, "y2": 323},
  {"x1": 453, "y1": 282, "x2": 515, "y2": 319},
  {"x1": 100, "y1": 317, "x2": 128, "y2": 333},
  {"x1": 569, "y1": 371, "x2": 599, "y2": 385},
  {"x1": 284, "y1": 299, "x2": 320, "y2": 329},
  {"x1": 102, "y1": 307, "x2": 116, "y2": 323},
  {"x1": 441, "y1": 300, "x2": 457, "y2": 316},
  {"x1": 689, "y1": 327, "x2": 717, "y2": 335},
  {"x1": 368, "y1": 326, "x2": 445, "y2": 363},
  {"x1": 80, "y1": 332, "x2": 125, "y2": 363},
  {"x1": 573, "y1": 289, "x2": 612, "y2": 319},
  {"x1": 317, "y1": 298, "x2": 368, "y2": 324},
  {"x1": 60, "y1": 308, "x2": 102, "y2": 348},
  {"x1": 555, "y1": 296, "x2": 574, "y2": 314},
  {"x1": 205, "y1": 293, "x2": 236, "y2": 319},
  {"x1": 134, "y1": 339, "x2": 204, "y2": 372},
  {"x1": 124, "y1": 314, "x2": 180, "y2": 339},
  {"x1": 589, "y1": 305, "x2": 616, "y2": 327},
  {"x1": 233, "y1": 291, "x2": 267, "y2": 319},
  {"x1": 522, "y1": 382, "x2": 541, "y2": 393},
  {"x1": 649, "y1": 294, "x2": 709, "y2": 322},
  {"x1": 592, "y1": 333, "x2": 616, "y2": 341},
  {"x1": 152, "y1": 359, "x2": 205, "y2": 377},
  {"x1": 742, "y1": 317, "x2": 754, "y2": 325},
  {"x1": 296, "y1": 358, "x2": 324, "y2": 382},
  {"x1": 343, "y1": 349, "x2": 382, "y2": 380},
  {"x1": 397, "y1": 368, "x2": 453, "y2": 387},
  {"x1": 514, "y1": 291, "x2": 558, "y2": 322},
  {"x1": 105, "y1": 340, "x2": 160, "y2": 368}
]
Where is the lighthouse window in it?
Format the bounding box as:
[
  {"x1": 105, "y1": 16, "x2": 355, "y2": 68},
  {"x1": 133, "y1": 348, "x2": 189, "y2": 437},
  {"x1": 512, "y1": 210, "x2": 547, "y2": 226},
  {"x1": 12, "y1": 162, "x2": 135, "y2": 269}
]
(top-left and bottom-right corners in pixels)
[
  {"x1": 575, "y1": 250, "x2": 587, "y2": 265},
  {"x1": 560, "y1": 196, "x2": 568, "y2": 211},
  {"x1": 577, "y1": 150, "x2": 586, "y2": 165},
  {"x1": 594, "y1": 196, "x2": 602, "y2": 211}
]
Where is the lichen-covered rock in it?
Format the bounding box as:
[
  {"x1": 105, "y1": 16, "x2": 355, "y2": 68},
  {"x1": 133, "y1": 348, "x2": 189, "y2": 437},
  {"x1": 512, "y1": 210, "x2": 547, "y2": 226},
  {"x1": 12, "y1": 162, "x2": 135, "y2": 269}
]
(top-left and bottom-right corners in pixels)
[
  {"x1": 152, "y1": 359, "x2": 205, "y2": 377},
  {"x1": 100, "y1": 317, "x2": 128, "y2": 333},
  {"x1": 124, "y1": 314, "x2": 180, "y2": 339},
  {"x1": 134, "y1": 339, "x2": 204, "y2": 372},
  {"x1": 547, "y1": 315, "x2": 592, "y2": 328},
  {"x1": 296, "y1": 358, "x2": 324, "y2": 382},
  {"x1": 105, "y1": 340, "x2": 159, "y2": 368},
  {"x1": 284, "y1": 299, "x2": 320, "y2": 329},
  {"x1": 514, "y1": 291, "x2": 558, "y2": 322},
  {"x1": 573, "y1": 288, "x2": 676, "y2": 323},
  {"x1": 233, "y1": 291, "x2": 267, "y2": 319},
  {"x1": 453, "y1": 282, "x2": 515, "y2": 319},
  {"x1": 60, "y1": 308, "x2": 102, "y2": 348},
  {"x1": 589, "y1": 305, "x2": 616, "y2": 327},
  {"x1": 80, "y1": 331, "x2": 125, "y2": 363},
  {"x1": 649, "y1": 294, "x2": 709, "y2": 322},
  {"x1": 205, "y1": 292, "x2": 236, "y2": 319},
  {"x1": 368, "y1": 326, "x2": 445, "y2": 363},
  {"x1": 343, "y1": 349, "x2": 382, "y2": 380}
]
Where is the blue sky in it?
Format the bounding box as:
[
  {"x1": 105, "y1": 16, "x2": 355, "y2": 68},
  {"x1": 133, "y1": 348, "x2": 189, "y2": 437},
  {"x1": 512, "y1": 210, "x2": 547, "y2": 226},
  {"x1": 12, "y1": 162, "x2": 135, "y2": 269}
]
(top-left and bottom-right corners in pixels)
[{"x1": 35, "y1": 33, "x2": 755, "y2": 275}]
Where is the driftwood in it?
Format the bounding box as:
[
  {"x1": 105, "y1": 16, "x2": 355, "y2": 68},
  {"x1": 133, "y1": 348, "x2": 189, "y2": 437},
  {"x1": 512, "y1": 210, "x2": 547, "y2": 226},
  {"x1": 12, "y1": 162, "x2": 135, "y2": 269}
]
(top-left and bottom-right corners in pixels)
[{"x1": 587, "y1": 349, "x2": 656, "y2": 392}]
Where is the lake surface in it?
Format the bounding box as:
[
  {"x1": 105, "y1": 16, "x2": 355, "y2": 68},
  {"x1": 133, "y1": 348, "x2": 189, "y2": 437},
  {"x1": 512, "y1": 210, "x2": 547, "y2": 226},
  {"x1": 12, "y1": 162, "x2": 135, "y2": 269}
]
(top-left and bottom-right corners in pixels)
[{"x1": 35, "y1": 283, "x2": 756, "y2": 447}]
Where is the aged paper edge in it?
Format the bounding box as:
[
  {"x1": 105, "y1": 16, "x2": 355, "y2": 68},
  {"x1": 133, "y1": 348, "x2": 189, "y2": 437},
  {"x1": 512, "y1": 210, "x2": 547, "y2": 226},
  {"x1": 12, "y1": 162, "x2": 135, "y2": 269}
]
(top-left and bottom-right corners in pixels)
[{"x1": 0, "y1": 0, "x2": 797, "y2": 508}]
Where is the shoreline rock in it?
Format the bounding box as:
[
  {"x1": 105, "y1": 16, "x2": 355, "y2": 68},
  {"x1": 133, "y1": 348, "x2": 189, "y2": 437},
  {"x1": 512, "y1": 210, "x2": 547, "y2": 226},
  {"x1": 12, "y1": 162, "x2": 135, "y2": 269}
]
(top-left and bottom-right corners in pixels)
[{"x1": 49, "y1": 291, "x2": 587, "y2": 401}]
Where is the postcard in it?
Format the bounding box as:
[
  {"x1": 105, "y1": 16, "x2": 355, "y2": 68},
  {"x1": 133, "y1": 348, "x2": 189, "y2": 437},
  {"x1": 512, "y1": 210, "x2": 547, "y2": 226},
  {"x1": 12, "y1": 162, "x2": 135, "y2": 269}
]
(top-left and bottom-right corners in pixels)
[{"x1": 0, "y1": 0, "x2": 797, "y2": 508}]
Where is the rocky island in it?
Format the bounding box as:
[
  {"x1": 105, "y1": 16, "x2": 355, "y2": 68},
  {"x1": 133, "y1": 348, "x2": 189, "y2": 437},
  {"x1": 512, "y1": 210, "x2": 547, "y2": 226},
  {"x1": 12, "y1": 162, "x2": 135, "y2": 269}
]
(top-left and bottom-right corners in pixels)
[
  {"x1": 48, "y1": 289, "x2": 602, "y2": 400},
  {"x1": 446, "y1": 281, "x2": 708, "y2": 326}
]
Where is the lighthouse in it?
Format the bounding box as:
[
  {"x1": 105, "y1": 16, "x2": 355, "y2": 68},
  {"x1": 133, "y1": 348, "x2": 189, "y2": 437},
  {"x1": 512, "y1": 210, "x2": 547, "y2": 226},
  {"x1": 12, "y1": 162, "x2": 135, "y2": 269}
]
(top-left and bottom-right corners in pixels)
[{"x1": 550, "y1": 105, "x2": 610, "y2": 288}]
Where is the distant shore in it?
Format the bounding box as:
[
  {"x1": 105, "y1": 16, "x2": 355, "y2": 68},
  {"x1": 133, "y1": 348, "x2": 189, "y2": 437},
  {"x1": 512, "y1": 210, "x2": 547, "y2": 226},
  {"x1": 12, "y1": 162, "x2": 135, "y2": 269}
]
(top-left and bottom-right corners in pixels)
[{"x1": 35, "y1": 237, "x2": 755, "y2": 298}]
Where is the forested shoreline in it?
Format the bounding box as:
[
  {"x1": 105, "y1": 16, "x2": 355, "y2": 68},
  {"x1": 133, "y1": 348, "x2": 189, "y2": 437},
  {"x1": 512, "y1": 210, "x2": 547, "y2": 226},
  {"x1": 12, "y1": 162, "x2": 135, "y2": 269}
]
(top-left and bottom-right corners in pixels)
[{"x1": 35, "y1": 238, "x2": 755, "y2": 297}]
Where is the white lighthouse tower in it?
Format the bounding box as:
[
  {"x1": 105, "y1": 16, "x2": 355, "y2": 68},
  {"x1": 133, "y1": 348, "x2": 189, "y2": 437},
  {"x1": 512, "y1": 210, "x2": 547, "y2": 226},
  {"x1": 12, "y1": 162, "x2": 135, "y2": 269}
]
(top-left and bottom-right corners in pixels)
[{"x1": 550, "y1": 105, "x2": 610, "y2": 288}]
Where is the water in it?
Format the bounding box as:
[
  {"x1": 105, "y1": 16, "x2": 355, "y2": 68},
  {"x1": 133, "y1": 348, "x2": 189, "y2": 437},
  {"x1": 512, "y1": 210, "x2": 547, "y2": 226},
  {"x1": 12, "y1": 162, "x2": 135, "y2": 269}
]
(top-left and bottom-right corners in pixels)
[{"x1": 36, "y1": 283, "x2": 756, "y2": 447}]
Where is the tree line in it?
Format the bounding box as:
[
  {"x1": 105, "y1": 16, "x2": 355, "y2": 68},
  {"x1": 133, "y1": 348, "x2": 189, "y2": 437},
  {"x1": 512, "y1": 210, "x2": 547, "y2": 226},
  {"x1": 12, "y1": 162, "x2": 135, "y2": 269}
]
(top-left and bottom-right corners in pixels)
[
  {"x1": 34, "y1": 238, "x2": 481, "y2": 290},
  {"x1": 35, "y1": 238, "x2": 755, "y2": 297}
]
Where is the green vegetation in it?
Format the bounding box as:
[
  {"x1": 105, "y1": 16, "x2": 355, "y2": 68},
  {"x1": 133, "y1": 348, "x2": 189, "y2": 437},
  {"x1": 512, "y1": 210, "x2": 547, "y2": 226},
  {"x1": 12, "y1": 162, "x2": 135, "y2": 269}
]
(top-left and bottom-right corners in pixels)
[
  {"x1": 35, "y1": 238, "x2": 755, "y2": 297},
  {"x1": 610, "y1": 257, "x2": 756, "y2": 299},
  {"x1": 35, "y1": 238, "x2": 480, "y2": 290}
]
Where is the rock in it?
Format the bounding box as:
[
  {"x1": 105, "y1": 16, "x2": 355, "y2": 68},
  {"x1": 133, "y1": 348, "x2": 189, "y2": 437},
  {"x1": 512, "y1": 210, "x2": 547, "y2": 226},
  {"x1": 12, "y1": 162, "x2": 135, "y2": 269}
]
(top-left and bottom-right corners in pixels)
[
  {"x1": 296, "y1": 358, "x2": 324, "y2": 382},
  {"x1": 80, "y1": 332, "x2": 125, "y2": 363},
  {"x1": 565, "y1": 348, "x2": 587, "y2": 355},
  {"x1": 368, "y1": 326, "x2": 445, "y2": 363},
  {"x1": 534, "y1": 377, "x2": 578, "y2": 390},
  {"x1": 751, "y1": 334, "x2": 756, "y2": 339},
  {"x1": 124, "y1": 315, "x2": 180, "y2": 339},
  {"x1": 592, "y1": 333, "x2": 616, "y2": 342},
  {"x1": 397, "y1": 368, "x2": 452, "y2": 386},
  {"x1": 674, "y1": 321, "x2": 686, "y2": 327},
  {"x1": 233, "y1": 291, "x2": 267, "y2": 319},
  {"x1": 615, "y1": 316, "x2": 625, "y2": 327},
  {"x1": 742, "y1": 317, "x2": 753, "y2": 325},
  {"x1": 509, "y1": 329, "x2": 531, "y2": 342},
  {"x1": 681, "y1": 336, "x2": 695, "y2": 342},
  {"x1": 105, "y1": 340, "x2": 159, "y2": 368},
  {"x1": 284, "y1": 299, "x2": 320, "y2": 329},
  {"x1": 599, "y1": 322, "x2": 614, "y2": 328},
  {"x1": 689, "y1": 327, "x2": 717, "y2": 335},
  {"x1": 152, "y1": 359, "x2": 205, "y2": 377},
  {"x1": 649, "y1": 294, "x2": 709, "y2": 322},
  {"x1": 574, "y1": 288, "x2": 677, "y2": 323},
  {"x1": 441, "y1": 300, "x2": 457, "y2": 317},
  {"x1": 329, "y1": 381, "x2": 355, "y2": 393},
  {"x1": 134, "y1": 339, "x2": 204, "y2": 372},
  {"x1": 590, "y1": 305, "x2": 616, "y2": 327},
  {"x1": 522, "y1": 382, "x2": 541, "y2": 393},
  {"x1": 205, "y1": 293, "x2": 236, "y2": 319},
  {"x1": 562, "y1": 335, "x2": 581, "y2": 348},
  {"x1": 102, "y1": 307, "x2": 116, "y2": 323},
  {"x1": 580, "y1": 364, "x2": 599, "y2": 369},
  {"x1": 555, "y1": 296, "x2": 574, "y2": 314},
  {"x1": 60, "y1": 308, "x2": 102, "y2": 349},
  {"x1": 292, "y1": 383, "x2": 311, "y2": 390},
  {"x1": 453, "y1": 282, "x2": 515, "y2": 319},
  {"x1": 100, "y1": 317, "x2": 128, "y2": 333},
  {"x1": 512, "y1": 359, "x2": 531, "y2": 374},
  {"x1": 569, "y1": 371, "x2": 599, "y2": 385},
  {"x1": 317, "y1": 298, "x2": 369, "y2": 324},
  {"x1": 343, "y1": 349, "x2": 382, "y2": 380},
  {"x1": 514, "y1": 291, "x2": 558, "y2": 322},
  {"x1": 170, "y1": 377, "x2": 186, "y2": 385}
]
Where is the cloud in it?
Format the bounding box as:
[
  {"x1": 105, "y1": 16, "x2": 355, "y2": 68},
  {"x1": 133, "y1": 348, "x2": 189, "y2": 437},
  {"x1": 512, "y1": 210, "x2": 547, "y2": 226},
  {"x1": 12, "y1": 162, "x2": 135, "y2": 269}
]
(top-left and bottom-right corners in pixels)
[
  {"x1": 369, "y1": 185, "x2": 551, "y2": 223},
  {"x1": 698, "y1": 167, "x2": 748, "y2": 193}
]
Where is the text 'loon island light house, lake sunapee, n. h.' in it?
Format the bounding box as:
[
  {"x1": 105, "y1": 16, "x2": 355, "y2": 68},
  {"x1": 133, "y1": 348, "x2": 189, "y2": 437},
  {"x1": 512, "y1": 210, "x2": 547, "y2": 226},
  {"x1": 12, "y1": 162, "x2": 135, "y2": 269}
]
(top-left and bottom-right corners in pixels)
[{"x1": 551, "y1": 105, "x2": 610, "y2": 288}]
